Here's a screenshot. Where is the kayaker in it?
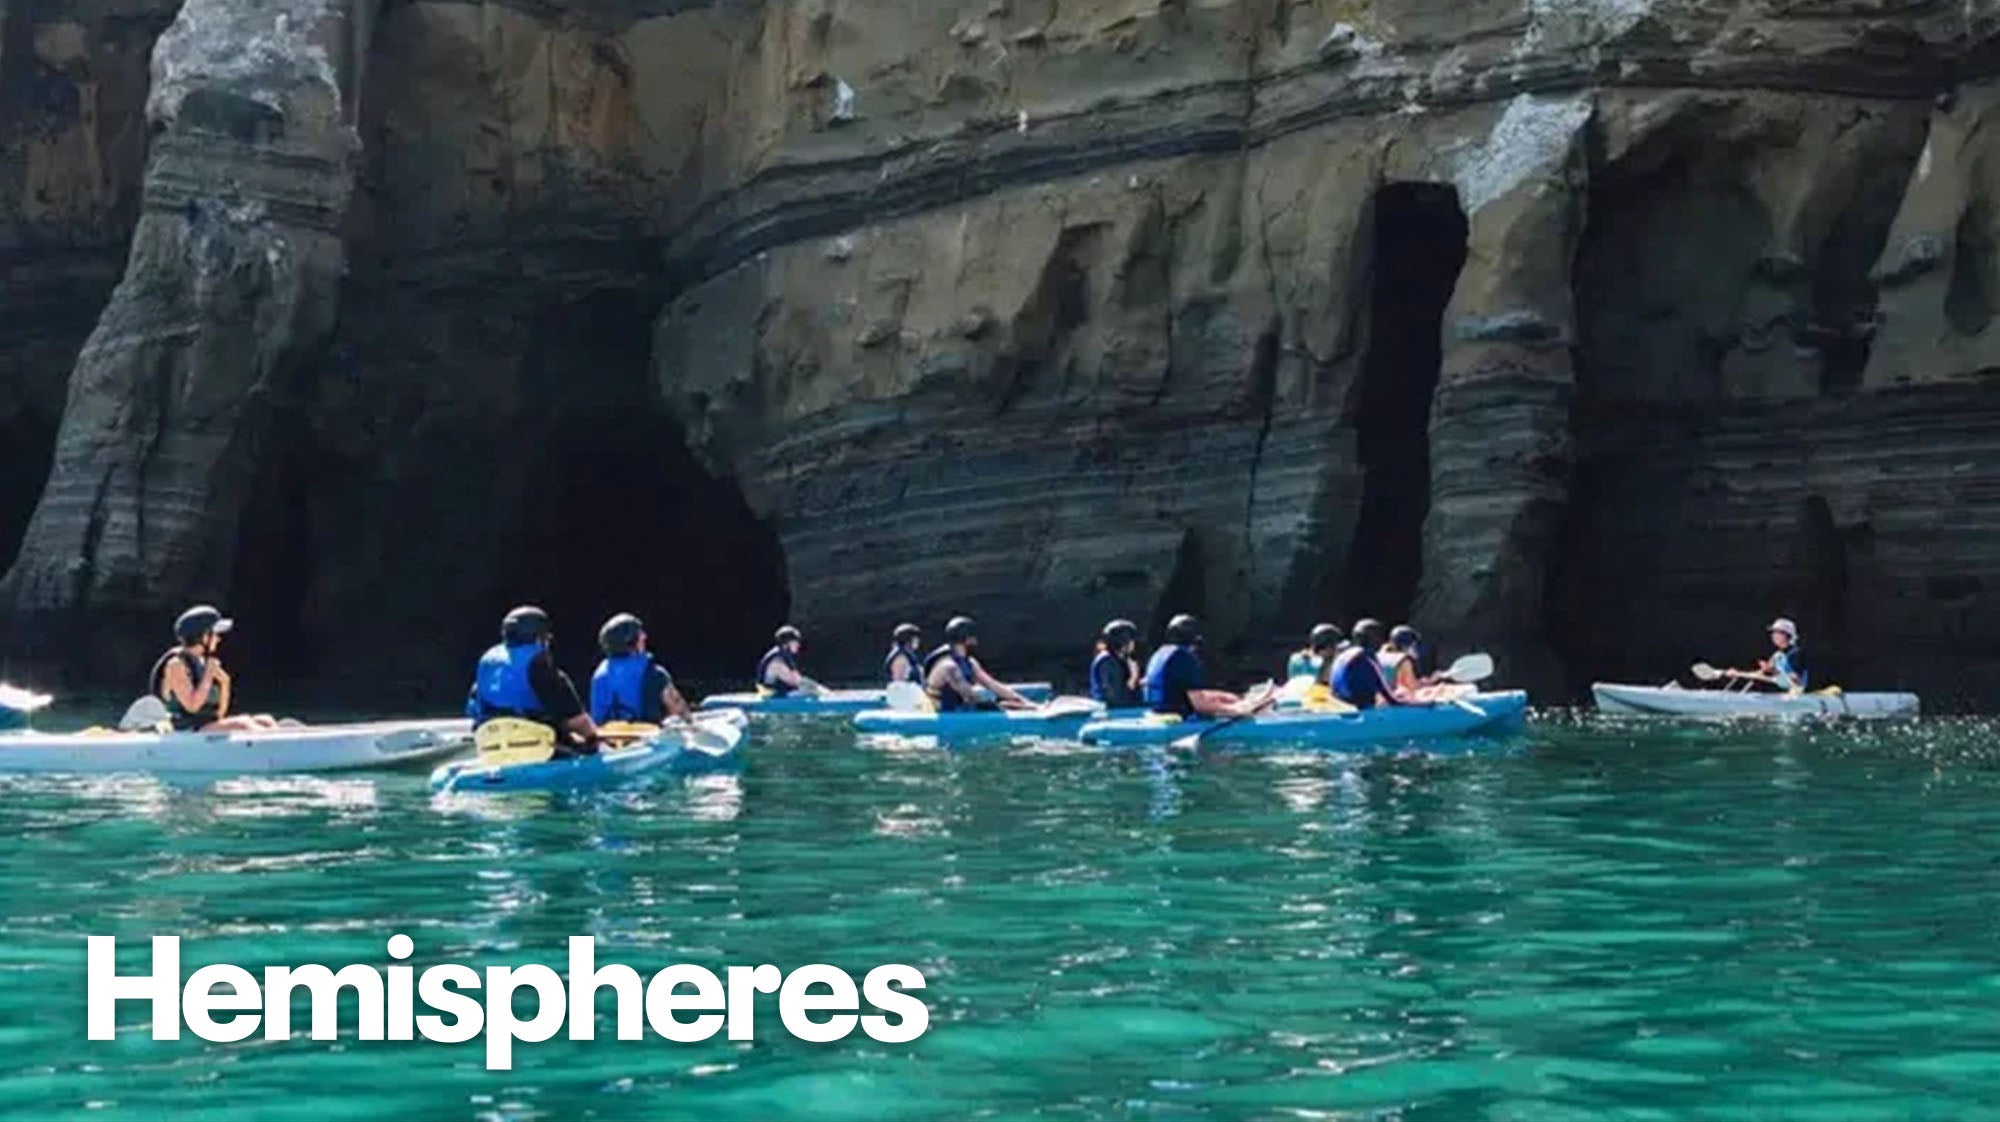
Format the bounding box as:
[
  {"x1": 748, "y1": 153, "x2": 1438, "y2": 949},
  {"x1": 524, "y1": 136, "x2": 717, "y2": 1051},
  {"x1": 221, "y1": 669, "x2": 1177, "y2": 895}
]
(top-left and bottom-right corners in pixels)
[
  {"x1": 149, "y1": 605, "x2": 281, "y2": 732},
  {"x1": 924, "y1": 616, "x2": 1033, "y2": 712},
  {"x1": 884, "y1": 623, "x2": 924, "y2": 686},
  {"x1": 1286, "y1": 622, "x2": 1345, "y2": 680},
  {"x1": 589, "y1": 613, "x2": 691, "y2": 725},
  {"x1": 1144, "y1": 614, "x2": 1262, "y2": 719},
  {"x1": 1379, "y1": 625, "x2": 1428, "y2": 699},
  {"x1": 1731, "y1": 617, "x2": 1810, "y2": 694},
  {"x1": 1089, "y1": 619, "x2": 1143, "y2": 708},
  {"x1": 757, "y1": 625, "x2": 817, "y2": 696},
  {"x1": 1325, "y1": 619, "x2": 1405, "y2": 710},
  {"x1": 467, "y1": 605, "x2": 600, "y2": 755}
]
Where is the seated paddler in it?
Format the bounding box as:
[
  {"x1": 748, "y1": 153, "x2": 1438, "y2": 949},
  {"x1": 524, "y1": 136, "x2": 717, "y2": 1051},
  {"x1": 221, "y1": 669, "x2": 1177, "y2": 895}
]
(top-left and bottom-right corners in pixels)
[
  {"x1": 150, "y1": 605, "x2": 281, "y2": 732},
  {"x1": 885, "y1": 623, "x2": 924, "y2": 687},
  {"x1": 1090, "y1": 618, "x2": 1143, "y2": 708},
  {"x1": 757, "y1": 625, "x2": 817, "y2": 696},
  {"x1": 1144, "y1": 614, "x2": 1266, "y2": 720},
  {"x1": 467, "y1": 605, "x2": 600, "y2": 755},
  {"x1": 924, "y1": 616, "x2": 1033, "y2": 712},
  {"x1": 590, "y1": 613, "x2": 691, "y2": 727},
  {"x1": 1286, "y1": 622, "x2": 1346, "y2": 682}
]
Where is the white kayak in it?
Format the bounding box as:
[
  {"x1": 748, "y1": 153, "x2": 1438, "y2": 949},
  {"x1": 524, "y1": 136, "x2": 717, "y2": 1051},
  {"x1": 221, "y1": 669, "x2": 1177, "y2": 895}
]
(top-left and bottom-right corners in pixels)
[
  {"x1": 1591, "y1": 683, "x2": 1920, "y2": 721},
  {"x1": 0, "y1": 719, "x2": 475, "y2": 774}
]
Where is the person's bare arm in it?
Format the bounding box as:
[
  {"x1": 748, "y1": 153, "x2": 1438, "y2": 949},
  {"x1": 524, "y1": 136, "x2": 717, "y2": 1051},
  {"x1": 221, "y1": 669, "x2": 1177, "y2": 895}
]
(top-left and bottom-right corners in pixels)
[
  {"x1": 161, "y1": 658, "x2": 219, "y2": 716},
  {"x1": 972, "y1": 663, "x2": 1029, "y2": 707},
  {"x1": 664, "y1": 685, "x2": 692, "y2": 720}
]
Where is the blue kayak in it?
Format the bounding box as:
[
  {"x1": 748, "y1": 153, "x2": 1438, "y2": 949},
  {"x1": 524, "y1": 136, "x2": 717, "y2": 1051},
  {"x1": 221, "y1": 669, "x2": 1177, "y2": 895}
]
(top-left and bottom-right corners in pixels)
[
  {"x1": 430, "y1": 726, "x2": 744, "y2": 793},
  {"x1": 1077, "y1": 691, "x2": 1529, "y2": 749},
  {"x1": 852, "y1": 699, "x2": 1125, "y2": 741},
  {"x1": 701, "y1": 682, "x2": 1052, "y2": 716}
]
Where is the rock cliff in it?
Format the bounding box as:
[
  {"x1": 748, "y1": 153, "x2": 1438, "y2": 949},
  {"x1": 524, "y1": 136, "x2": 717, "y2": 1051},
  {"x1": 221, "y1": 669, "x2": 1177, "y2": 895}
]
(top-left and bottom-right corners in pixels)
[{"x1": 4, "y1": 0, "x2": 2000, "y2": 706}]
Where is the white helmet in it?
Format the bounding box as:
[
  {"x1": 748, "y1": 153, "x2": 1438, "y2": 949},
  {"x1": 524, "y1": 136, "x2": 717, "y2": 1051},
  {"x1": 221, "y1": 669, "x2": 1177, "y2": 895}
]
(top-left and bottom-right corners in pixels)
[{"x1": 1768, "y1": 618, "x2": 1799, "y2": 638}]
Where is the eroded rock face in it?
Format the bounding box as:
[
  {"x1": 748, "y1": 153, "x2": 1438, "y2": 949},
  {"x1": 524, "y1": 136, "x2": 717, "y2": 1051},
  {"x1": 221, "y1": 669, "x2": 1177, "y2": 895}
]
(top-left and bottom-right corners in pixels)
[
  {"x1": 0, "y1": 0, "x2": 175, "y2": 573},
  {"x1": 7, "y1": 0, "x2": 2000, "y2": 703},
  {"x1": 0, "y1": 0, "x2": 363, "y2": 682}
]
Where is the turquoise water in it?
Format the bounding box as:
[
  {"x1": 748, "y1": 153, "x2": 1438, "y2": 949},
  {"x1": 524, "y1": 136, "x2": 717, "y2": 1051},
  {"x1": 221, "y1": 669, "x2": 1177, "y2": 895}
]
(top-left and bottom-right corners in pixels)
[{"x1": 6, "y1": 716, "x2": 2000, "y2": 1120}]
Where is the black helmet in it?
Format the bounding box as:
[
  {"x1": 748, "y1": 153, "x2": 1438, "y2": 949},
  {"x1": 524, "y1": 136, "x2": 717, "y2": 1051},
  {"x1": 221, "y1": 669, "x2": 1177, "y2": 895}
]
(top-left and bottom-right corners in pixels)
[
  {"x1": 1166, "y1": 614, "x2": 1201, "y2": 644},
  {"x1": 502, "y1": 605, "x2": 551, "y2": 645},
  {"x1": 1350, "y1": 618, "x2": 1386, "y2": 648},
  {"x1": 1390, "y1": 624, "x2": 1420, "y2": 648},
  {"x1": 893, "y1": 622, "x2": 922, "y2": 643},
  {"x1": 945, "y1": 615, "x2": 978, "y2": 644},
  {"x1": 174, "y1": 604, "x2": 233, "y2": 644},
  {"x1": 599, "y1": 613, "x2": 645, "y2": 655},
  {"x1": 1308, "y1": 622, "x2": 1343, "y2": 652},
  {"x1": 1102, "y1": 618, "x2": 1139, "y2": 646},
  {"x1": 775, "y1": 625, "x2": 803, "y2": 645}
]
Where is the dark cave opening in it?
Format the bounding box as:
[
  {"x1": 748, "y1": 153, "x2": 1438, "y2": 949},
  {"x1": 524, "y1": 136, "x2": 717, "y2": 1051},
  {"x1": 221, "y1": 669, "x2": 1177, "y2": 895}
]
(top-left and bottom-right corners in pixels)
[
  {"x1": 225, "y1": 429, "x2": 318, "y2": 683},
  {"x1": 1149, "y1": 528, "x2": 1207, "y2": 646},
  {"x1": 225, "y1": 288, "x2": 789, "y2": 699},
  {"x1": 505, "y1": 289, "x2": 789, "y2": 686},
  {"x1": 1791, "y1": 494, "x2": 1849, "y2": 680},
  {"x1": 1345, "y1": 183, "x2": 1468, "y2": 624},
  {"x1": 0, "y1": 415, "x2": 54, "y2": 578}
]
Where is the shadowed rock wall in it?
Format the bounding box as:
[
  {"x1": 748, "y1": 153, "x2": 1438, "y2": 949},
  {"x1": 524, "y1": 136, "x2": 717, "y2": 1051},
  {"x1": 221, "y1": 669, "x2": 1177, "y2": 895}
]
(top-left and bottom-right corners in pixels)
[{"x1": 6, "y1": 0, "x2": 2000, "y2": 704}]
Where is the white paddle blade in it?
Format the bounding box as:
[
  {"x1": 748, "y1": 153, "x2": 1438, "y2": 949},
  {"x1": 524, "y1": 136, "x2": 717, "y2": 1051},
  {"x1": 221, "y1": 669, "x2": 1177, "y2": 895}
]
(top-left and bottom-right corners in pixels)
[
  {"x1": 0, "y1": 684, "x2": 54, "y2": 713},
  {"x1": 683, "y1": 717, "x2": 744, "y2": 756},
  {"x1": 1039, "y1": 696, "x2": 1100, "y2": 718},
  {"x1": 118, "y1": 695, "x2": 170, "y2": 732},
  {"x1": 1440, "y1": 653, "x2": 1494, "y2": 684},
  {"x1": 1277, "y1": 675, "x2": 1318, "y2": 705},
  {"x1": 1691, "y1": 662, "x2": 1724, "y2": 682},
  {"x1": 883, "y1": 682, "x2": 931, "y2": 712}
]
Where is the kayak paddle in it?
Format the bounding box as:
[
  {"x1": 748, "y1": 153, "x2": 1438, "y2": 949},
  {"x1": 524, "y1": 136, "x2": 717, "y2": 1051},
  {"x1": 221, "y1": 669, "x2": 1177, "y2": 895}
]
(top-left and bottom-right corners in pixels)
[
  {"x1": 1171, "y1": 681, "x2": 1278, "y2": 751},
  {"x1": 0, "y1": 683, "x2": 53, "y2": 713},
  {"x1": 1437, "y1": 653, "x2": 1494, "y2": 684},
  {"x1": 679, "y1": 716, "x2": 744, "y2": 757}
]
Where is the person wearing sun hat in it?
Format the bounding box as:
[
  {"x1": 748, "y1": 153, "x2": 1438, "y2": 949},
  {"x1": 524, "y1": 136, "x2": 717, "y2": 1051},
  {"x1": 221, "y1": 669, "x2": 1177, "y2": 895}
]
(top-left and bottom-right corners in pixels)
[{"x1": 1727, "y1": 617, "x2": 1809, "y2": 694}]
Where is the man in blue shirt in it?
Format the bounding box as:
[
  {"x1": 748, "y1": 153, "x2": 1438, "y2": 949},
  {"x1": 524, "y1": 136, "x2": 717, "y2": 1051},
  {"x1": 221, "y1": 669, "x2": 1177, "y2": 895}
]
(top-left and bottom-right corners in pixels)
[
  {"x1": 1143, "y1": 614, "x2": 1262, "y2": 719},
  {"x1": 1327, "y1": 619, "x2": 1406, "y2": 711}
]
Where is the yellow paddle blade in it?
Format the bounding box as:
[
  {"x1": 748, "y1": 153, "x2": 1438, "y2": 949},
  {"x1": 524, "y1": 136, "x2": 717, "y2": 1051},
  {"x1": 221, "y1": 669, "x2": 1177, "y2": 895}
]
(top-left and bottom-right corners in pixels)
[
  {"x1": 599, "y1": 721, "x2": 661, "y2": 743},
  {"x1": 475, "y1": 718, "x2": 556, "y2": 764},
  {"x1": 477, "y1": 744, "x2": 557, "y2": 767}
]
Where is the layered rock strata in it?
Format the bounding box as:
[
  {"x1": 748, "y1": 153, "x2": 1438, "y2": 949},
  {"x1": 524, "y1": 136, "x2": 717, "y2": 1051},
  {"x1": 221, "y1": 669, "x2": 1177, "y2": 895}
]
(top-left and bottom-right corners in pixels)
[{"x1": 5, "y1": 0, "x2": 2000, "y2": 704}]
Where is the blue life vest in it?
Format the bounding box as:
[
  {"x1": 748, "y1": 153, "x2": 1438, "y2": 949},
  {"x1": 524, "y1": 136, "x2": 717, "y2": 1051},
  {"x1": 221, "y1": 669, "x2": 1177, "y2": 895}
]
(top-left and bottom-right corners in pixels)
[
  {"x1": 923, "y1": 645, "x2": 980, "y2": 712},
  {"x1": 1143, "y1": 644, "x2": 1202, "y2": 717},
  {"x1": 757, "y1": 645, "x2": 800, "y2": 695},
  {"x1": 591, "y1": 653, "x2": 661, "y2": 725},
  {"x1": 468, "y1": 642, "x2": 547, "y2": 725},
  {"x1": 1090, "y1": 650, "x2": 1139, "y2": 706},
  {"x1": 884, "y1": 644, "x2": 922, "y2": 686},
  {"x1": 1331, "y1": 647, "x2": 1390, "y2": 710}
]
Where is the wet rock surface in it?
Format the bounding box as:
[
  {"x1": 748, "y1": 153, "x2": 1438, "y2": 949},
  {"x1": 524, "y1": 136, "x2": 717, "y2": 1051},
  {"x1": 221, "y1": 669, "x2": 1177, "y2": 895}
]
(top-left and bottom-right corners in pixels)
[{"x1": 3, "y1": 0, "x2": 2000, "y2": 704}]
